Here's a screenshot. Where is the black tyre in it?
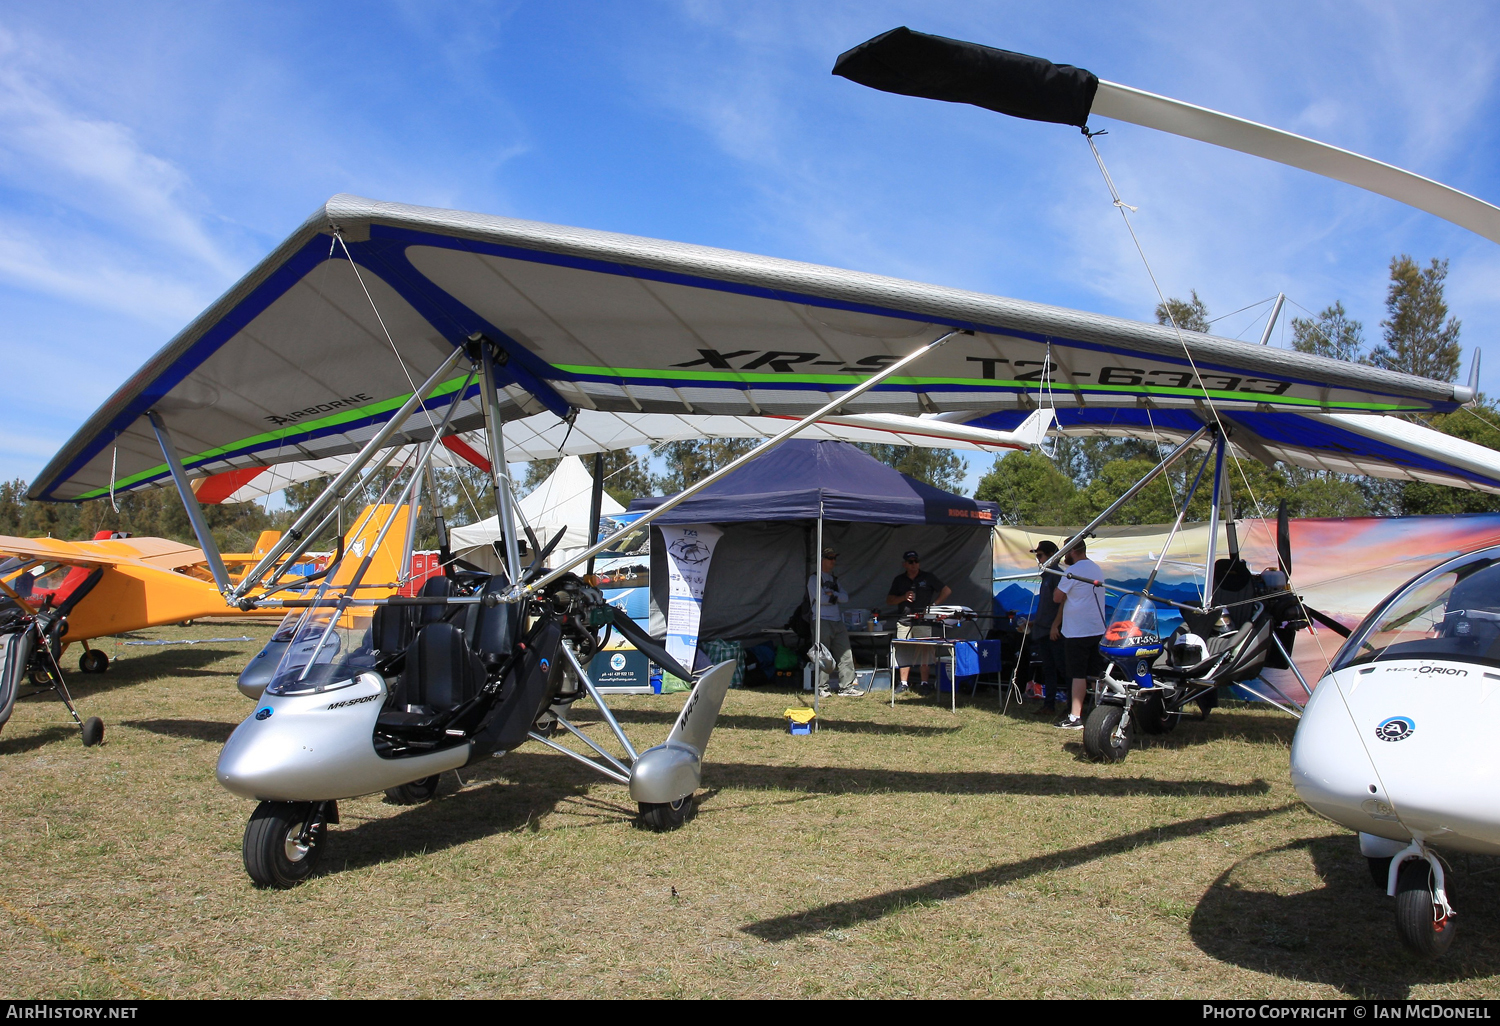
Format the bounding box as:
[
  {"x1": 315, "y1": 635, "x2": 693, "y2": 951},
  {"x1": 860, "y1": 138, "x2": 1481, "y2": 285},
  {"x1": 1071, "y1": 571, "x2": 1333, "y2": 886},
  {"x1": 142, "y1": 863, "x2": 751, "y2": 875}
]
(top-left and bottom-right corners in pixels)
[
  {"x1": 1135, "y1": 693, "x2": 1179, "y2": 735},
  {"x1": 384, "y1": 775, "x2": 440, "y2": 805},
  {"x1": 1083, "y1": 703, "x2": 1133, "y2": 763},
  {"x1": 638, "y1": 795, "x2": 697, "y2": 832},
  {"x1": 79, "y1": 649, "x2": 108, "y2": 674},
  {"x1": 1394, "y1": 859, "x2": 1456, "y2": 959},
  {"x1": 1368, "y1": 856, "x2": 1393, "y2": 890},
  {"x1": 80, "y1": 717, "x2": 103, "y2": 747},
  {"x1": 29, "y1": 667, "x2": 51, "y2": 687},
  {"x1": 243, "y1": 801, "x2": 322, "y2": 889}
]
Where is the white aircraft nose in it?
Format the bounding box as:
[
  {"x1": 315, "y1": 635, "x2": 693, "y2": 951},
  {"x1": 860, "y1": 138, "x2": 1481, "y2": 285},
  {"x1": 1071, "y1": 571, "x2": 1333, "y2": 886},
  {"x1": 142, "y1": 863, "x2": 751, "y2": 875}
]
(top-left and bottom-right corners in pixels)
[
  {"x1": 1348, "y1": 663, "x2": 1500, "y2": 854},
  {"x1": 1291, "y1": 667, "x2": 1408, "y2": 843}
]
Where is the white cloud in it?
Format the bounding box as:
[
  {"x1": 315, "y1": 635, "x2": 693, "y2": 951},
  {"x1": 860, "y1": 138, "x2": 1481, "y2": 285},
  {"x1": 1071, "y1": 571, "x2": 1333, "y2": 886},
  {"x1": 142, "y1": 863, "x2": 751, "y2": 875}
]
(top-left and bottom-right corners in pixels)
[{"x1": 0, "y1": 24, "x2": 238, "y2": 320}]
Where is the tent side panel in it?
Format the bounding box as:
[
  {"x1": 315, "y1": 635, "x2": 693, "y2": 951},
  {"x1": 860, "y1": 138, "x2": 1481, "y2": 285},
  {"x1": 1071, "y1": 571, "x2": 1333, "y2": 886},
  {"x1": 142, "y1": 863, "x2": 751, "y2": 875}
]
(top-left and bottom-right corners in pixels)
[{"x1": 697, "y1": 522, "x2": 811, "y2": 640}]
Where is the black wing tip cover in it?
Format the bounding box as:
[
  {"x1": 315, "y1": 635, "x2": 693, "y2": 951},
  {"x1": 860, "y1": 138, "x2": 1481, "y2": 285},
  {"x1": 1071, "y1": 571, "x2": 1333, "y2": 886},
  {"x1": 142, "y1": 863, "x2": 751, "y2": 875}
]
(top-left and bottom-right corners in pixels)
[{"x1": 833, "y1": 26, "x2": 1098, "y2": 129}]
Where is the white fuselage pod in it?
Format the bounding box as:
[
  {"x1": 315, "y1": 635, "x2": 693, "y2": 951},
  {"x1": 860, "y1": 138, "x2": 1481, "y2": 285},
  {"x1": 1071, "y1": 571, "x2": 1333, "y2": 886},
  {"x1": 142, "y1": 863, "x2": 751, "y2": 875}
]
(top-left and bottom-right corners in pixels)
[
  {"x1": 1292, "y1": 658, "x2": 1500, "y2": 856},
  {"x1": 217, "y1": 671, "x2": 470, "y2": 802}
]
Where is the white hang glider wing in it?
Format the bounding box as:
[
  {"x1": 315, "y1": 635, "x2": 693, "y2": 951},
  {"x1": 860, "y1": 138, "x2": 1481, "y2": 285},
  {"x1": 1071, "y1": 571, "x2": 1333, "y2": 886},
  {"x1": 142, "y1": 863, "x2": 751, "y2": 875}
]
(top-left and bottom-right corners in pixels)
[
  {"x1": 31, "y1": 196, "x2": 1469, "y2": 505},
  {"x1": 834, "y1": 26, "x2": 1500, "y2": 245},
  {"x1": 968, "y1": 407, "x2": 1500, "y2": 495},
  {"x1": 187, "y1": 408, "x2": 1049, "y2": 505}
]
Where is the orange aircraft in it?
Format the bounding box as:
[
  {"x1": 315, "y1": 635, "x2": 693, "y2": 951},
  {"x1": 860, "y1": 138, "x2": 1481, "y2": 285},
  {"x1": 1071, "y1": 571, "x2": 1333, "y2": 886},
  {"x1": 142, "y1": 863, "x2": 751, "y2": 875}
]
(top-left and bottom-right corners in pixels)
[{"x1": 0, "y1": 504, "x2": 412, "y2": 745}]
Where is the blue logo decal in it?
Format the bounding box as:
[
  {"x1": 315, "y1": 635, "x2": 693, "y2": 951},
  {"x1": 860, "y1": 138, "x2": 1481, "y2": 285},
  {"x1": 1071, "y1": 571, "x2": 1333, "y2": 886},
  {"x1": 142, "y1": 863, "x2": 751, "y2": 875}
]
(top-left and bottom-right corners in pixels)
[
  {"x1": 255, "y1": 707, "x2": 273, "y2": 721},
  {"x1": 539, "y1": 658, "x2": 551, "y2": 672},
  {"x1": 1375, "y1": 716, "x2": 1415, "y2": 742}
]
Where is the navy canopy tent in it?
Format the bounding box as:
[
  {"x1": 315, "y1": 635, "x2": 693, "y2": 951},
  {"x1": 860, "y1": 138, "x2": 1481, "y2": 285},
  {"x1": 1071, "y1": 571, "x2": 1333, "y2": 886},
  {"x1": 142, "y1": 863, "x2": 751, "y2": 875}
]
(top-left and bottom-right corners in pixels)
[{"x1": 630, "y1": 440, "x2": 1000, "y2": 641}]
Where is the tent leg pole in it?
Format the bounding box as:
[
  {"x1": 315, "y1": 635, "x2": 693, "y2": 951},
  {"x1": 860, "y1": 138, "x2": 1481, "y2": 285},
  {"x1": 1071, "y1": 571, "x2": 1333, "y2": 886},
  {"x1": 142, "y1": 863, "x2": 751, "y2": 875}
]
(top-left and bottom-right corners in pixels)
[
  {"x1": 813, "y1": 511, "x2": 823, "y2": 728},
  {"x1": 147, "y1": 411, "x2": 232, "y2": 595}
]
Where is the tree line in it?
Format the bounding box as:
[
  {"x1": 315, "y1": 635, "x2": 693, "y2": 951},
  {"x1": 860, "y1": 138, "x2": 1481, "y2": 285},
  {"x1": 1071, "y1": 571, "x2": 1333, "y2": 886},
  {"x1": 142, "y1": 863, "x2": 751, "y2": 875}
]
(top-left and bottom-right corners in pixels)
[{"x1": 976, "y1": 254, "x2": 1499, "y2": 524}]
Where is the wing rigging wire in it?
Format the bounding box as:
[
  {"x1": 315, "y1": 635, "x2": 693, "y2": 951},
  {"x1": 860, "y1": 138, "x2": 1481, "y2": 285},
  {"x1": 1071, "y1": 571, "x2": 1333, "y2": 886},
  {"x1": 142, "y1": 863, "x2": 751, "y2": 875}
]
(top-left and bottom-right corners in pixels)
[
  {"x1": 1081, "y1": 127, "x2": 1343, "y2": 688},
  {"x1": 330, "y1": 231, "x2": 526, "y2": 570}
]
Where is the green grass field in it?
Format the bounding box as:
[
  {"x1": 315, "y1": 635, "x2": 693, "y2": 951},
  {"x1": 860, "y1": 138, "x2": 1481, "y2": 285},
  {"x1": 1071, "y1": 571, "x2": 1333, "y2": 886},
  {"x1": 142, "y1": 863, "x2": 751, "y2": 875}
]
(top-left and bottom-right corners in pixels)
[{"x1": 1, "y1": 621, "x2": 1497, "y2": 999}]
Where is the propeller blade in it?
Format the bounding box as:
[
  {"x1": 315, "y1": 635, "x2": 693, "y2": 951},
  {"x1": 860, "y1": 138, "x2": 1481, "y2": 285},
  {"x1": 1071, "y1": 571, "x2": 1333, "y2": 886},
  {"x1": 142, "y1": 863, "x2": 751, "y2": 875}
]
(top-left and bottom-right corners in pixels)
[
  {"x1": 1277, "y1": 499, "x2": 1292, "y2": 578},
  {"x1": 1303, "y1": 606, "x2": 1351, "y2": 638},
  {"x1": 605, "y1": 606, "x2": 696, "y2": 683}
]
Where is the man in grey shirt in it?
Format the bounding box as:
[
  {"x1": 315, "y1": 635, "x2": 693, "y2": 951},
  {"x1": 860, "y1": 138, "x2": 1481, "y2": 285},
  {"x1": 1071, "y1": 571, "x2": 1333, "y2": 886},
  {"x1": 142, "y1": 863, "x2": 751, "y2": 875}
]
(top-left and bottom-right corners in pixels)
[
  {"x1": 1050, "y1": 539, "x2": 1108, "y2": 729},
  {"x1": 808, "y1": 546, "x2": 858, "y2": 696}
]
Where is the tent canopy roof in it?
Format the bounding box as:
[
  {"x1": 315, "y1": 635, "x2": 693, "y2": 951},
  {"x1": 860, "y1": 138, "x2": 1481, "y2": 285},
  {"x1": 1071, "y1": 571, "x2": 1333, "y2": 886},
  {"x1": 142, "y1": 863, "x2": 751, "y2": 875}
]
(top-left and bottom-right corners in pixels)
[
  {"x1": 628, "y1": 439, "x2": 999, "y2": 526},
  {"x1": 449, "y1": 455, "x2": 624, "y2": 552},
  {"x1": 31, "y1": 195, "x2": 1471, "y2": 503}
]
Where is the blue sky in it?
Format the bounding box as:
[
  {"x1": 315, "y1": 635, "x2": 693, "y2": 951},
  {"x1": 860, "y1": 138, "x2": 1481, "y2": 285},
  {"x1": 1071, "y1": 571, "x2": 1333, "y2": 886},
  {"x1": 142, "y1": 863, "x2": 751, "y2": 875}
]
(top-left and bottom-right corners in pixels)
[{"x1": 3, "y1": 0, "x2": 1499, "y2": 497}]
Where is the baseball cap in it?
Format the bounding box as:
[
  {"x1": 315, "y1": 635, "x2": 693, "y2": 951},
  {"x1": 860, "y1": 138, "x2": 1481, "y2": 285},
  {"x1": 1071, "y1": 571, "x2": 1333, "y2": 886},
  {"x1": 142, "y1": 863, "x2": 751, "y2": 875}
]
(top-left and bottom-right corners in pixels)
[
  {"x1": 903, "y1": 550, "x2": 920, "y2": 562},
  {"x1": 821, "y1": 547, "x2": 838, "y2": 559},
  {"x1": 1030, "y1": 540, "x2": 1059, "y2": 556}
]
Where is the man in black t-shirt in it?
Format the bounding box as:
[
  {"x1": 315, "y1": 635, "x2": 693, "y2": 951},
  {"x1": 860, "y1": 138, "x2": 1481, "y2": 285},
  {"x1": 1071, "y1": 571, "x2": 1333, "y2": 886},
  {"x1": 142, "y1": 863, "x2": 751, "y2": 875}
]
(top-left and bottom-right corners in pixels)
[
  {"x1": 1030, "y1": 540, "x2": 1067, "y2": 715},
  {"x1": 886, "y1": 550, "x2": 951, "y2": 692}
]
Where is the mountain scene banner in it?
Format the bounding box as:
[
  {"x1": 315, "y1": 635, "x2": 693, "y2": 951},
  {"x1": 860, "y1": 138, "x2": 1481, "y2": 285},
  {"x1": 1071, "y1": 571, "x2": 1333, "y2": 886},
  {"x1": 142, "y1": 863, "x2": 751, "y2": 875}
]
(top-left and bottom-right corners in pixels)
[{"x1": 994, "y1": 514, "x2": 1500, "y2": 697}]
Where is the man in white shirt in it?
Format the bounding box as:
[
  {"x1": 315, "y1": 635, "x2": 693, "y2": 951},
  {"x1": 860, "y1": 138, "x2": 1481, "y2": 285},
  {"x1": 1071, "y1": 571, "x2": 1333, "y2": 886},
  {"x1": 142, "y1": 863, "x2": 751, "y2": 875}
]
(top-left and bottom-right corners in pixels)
[
  {"x1": 808, "y1": 546, "x2": 858, "y2": 697},
  {"x1": 1049, "y1": 540, "x2": 1108, "y2": 729}
]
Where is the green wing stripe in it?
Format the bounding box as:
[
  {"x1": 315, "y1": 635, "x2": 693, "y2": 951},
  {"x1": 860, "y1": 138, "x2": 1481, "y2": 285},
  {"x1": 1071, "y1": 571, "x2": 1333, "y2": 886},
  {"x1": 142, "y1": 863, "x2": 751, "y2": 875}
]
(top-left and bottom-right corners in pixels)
[
  {"x1": 74, "y1": 377, "x2": 471, "y2": 500},
  {"x1": 552, "y1": 364, "x2": 1425, "y2": 412}
]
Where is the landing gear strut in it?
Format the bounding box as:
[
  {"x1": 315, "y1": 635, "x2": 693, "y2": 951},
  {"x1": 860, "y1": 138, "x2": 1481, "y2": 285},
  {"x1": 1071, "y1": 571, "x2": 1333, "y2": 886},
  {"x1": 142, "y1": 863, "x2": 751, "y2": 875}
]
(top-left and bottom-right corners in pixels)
[{"x1": 1394, "y1": 858, "x2": 1456, "y2": 959}]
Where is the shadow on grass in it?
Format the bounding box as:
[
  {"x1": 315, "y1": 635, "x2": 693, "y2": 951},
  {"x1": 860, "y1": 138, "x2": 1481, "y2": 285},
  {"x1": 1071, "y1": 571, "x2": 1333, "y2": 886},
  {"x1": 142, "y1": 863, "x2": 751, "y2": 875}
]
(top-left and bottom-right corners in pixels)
[
  {"x1": 1190, "y1": 835, "x2": 1500, "y2": 998},
  {"x1": 704, "y1": 760, "x2": 1271, "y2": 799},
  {"x1": 325, "y1": 773, "x2": 601, "y2": 874},
  {"x1": 22, "y1": 647, "x2": 244, "y2": 703},
  {"x1": 577, "y1": 707, "x2": 962, "y2": 737},
  {"x1": 124, "y1": 718, "x2": 238, "y2": 744},
  {"x1": 0, "y1": 725, "x2": 77, "y2": 755},
  {"x1": 741, "y1": 804, "x2": 1298, "y2": 941}
]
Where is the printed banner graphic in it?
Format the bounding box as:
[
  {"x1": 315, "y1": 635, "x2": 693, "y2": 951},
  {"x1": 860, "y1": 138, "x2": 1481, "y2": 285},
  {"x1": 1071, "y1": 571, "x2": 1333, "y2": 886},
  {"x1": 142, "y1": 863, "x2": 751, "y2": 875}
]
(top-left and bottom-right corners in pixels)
[
  {"x1": 661, "y1": 524, "x2": 723, "y2": 674},
  {"x1": 994, "y1": 514, "x2": 1500, "y2": 698}
]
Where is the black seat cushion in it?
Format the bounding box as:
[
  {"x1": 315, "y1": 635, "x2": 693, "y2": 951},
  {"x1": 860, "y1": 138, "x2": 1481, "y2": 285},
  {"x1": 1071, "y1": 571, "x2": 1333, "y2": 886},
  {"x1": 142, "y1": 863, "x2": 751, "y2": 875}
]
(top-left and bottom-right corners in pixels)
[
  {"x1": 471, "y1": 573, "x2": 519, "y2": 669},
  {"x1": 418, "y1": 574, "x2": 456, "y2": 624},
  {"x1": 371, "y1": 604, "x2": 419, "y2": 655},
  {"x1": 384, "y1": 622, "x2": 484, "y2": 722}
]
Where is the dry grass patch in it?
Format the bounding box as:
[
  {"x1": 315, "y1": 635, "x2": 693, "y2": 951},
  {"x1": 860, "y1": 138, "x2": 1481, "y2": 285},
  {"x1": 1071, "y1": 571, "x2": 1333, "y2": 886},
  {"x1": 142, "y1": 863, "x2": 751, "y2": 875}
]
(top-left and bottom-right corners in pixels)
[{"x1": 1, "y1": 622, "x2": 1499, "y2": 998}]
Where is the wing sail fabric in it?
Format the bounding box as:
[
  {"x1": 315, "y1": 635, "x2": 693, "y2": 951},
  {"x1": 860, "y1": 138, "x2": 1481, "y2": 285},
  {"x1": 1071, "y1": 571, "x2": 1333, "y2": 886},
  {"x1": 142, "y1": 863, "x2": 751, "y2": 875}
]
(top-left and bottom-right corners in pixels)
[
  {"x1": 32, "y1": 195, "x2": 1470, "y2": 503},
  {"x1": 967, "y1": 407, "x2": 1500, "y2": 495},
  {"x1": 836, "y1": 27, "x2": 1500, "y2": 246},
  {"x1": 190, "y1": 411, "x2": 1039, "y2": 504}
]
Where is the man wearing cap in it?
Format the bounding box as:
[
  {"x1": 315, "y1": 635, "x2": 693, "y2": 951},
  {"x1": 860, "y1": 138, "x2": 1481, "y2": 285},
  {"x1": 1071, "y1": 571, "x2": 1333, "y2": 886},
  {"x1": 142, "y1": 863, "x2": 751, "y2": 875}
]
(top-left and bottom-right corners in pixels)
[
  {"x1": 1050, "y1": 539, "x2": 1108, "y2": 730},
  {"x1": 886, "y1": 550, "x2": 951, "y2": 691},
  {"x1": 809, "y1": 547, "x2": 858, "y2": 697},
  {"x1": 1030, "y1": 540, "x2": 1067, "y2": 716}
]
